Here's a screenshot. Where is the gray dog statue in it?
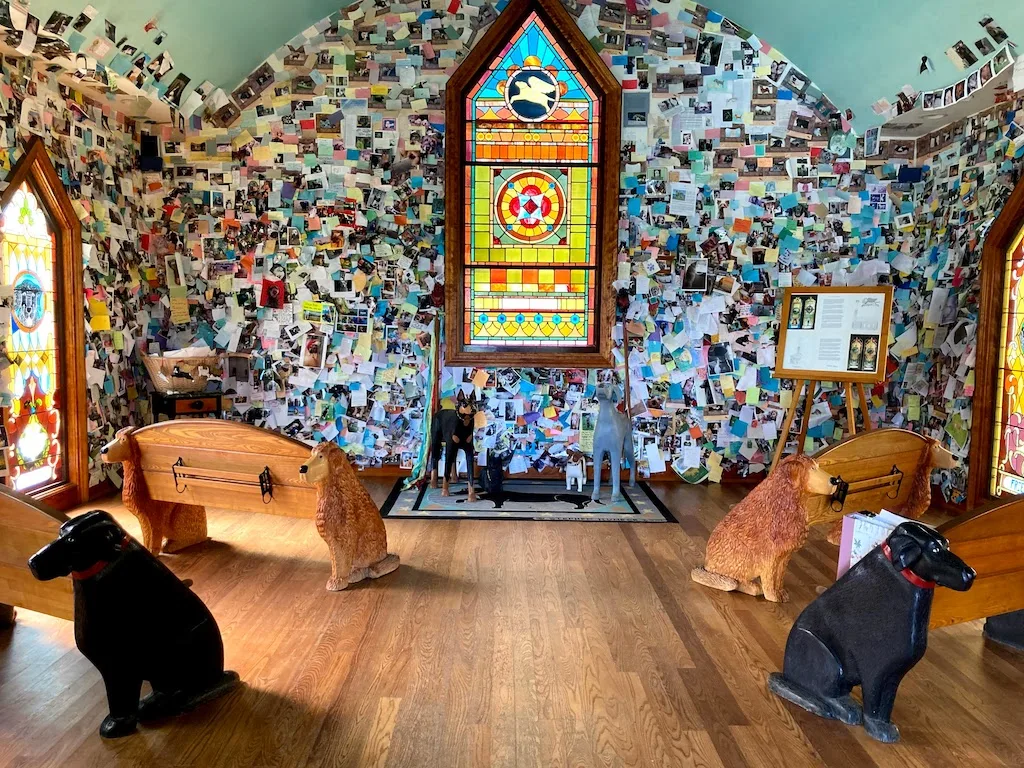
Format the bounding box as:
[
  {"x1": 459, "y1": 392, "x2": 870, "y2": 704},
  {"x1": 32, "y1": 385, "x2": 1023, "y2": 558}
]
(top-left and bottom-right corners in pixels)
[{"x1": 590, "y1": 382, "x2": 636, "y2": 503}]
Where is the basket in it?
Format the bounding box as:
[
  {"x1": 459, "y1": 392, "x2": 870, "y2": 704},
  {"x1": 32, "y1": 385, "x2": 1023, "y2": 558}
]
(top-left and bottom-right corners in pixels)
[{"x1": 143, "y1": 354, "x2": 221, "y2": 394}]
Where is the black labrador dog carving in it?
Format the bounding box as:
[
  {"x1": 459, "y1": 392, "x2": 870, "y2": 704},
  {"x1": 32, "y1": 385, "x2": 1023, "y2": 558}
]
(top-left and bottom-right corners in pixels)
[
  {"x1": 29, "y1": 511, "x2": 239, "y2": 738},
  {"x1": 768, "y1": 522, "x2": 975, "y2": 743}
]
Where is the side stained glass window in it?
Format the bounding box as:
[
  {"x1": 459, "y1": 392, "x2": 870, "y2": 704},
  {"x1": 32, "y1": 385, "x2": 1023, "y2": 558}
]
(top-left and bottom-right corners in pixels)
[
  {"x1": 463, "y1": 11, "x2": 600, "y2": 349},
  {"x1": 2, "y1": 183, "x2": 64, "y2": 492}
]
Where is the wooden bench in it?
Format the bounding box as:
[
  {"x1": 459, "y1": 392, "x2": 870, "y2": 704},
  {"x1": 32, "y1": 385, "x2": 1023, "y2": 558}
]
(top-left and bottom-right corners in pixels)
[
  {"x1": 931, "y1": 498, "x2": 1024, "y2": 630},
  {"x1": 803, "y1": 428, "x2": 951, "y2": 528},
  {"x1": 127, "y1": 420, "x2": 318, "y2": 518},
  {"x1": 0, "y1": 484, "x2": 73, "y2": 622}
]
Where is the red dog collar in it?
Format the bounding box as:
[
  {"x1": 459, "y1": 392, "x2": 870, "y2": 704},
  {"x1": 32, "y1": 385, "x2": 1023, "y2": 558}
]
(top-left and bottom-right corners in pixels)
[
  {"x1": 71, "y1": 535, "x2": 132, "y2": 581},
  {"x1": 882, "y1": 542, "x2": 936, "y2": 589}
]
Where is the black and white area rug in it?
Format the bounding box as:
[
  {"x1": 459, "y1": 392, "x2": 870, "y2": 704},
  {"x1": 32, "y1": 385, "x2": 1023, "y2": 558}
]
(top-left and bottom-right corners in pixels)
[{"x1": 381, "y1": 479, "x2": 674, "y2": 522}]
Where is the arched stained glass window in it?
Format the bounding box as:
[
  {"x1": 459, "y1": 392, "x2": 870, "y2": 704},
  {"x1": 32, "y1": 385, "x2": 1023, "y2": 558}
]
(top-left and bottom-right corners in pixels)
[
  {"x1": 445, "y1": 0, "x2": 620, "y2": 367},
  {"x1": 1, "y1": 137, "x2": 87, "y2": 509},
  {"x1": 3, "y1": 184, "x2": 62, "y2": 492}
]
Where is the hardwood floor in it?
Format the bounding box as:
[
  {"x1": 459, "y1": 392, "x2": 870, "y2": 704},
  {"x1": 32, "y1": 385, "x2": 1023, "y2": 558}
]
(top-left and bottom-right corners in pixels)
[{"x1": 2, "y1": 481, "x2": 1023, "y2": 767}]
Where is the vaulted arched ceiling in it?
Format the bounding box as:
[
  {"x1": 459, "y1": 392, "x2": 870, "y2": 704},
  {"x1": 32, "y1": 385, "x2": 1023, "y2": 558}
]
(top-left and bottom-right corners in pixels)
[{"x1": 22, "y1": 0, "x2": 1024, "y2": 134}]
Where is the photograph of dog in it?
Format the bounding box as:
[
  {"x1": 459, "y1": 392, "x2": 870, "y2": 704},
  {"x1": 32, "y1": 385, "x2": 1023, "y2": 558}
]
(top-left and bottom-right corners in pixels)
[{"x1": 768, "y1": 522, "x2": 975, "y2": 742}]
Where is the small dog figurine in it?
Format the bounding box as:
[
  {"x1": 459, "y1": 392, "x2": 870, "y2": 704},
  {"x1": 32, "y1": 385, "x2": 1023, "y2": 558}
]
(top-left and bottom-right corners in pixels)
[
  {"x1": 29, "y1": 511, "x2": 239, "y2": 738},
  {"x1": 691, "y1": 454, "x2": 835, "y2": 602},
  {"x1": 429, "y1": 393, "x2": 478, "y2": 502},
  {"x1": 769, "y1": 522, "x2": 975, "y2": 743},
  {"x1": 565, "y1": 456, "x2": 586, "y2": 492}
]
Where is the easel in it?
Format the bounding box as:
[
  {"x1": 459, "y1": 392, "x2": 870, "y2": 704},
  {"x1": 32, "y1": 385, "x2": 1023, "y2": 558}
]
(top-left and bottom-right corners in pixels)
[
  {"x1": 770, "y1": 286, "x2": 893, "y2": 474},
  {"x1": 770, "y1": 380, "x2": 872, "y2": 472}
]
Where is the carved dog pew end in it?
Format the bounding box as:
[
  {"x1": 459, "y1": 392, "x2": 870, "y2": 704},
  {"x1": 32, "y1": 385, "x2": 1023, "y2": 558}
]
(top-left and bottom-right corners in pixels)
[
  {"x1": 769, "y1": 522, "x2": 975, "y2": 743},
  {"x1": 691, "y1": 454, "x2": 836, "y2": 602},
  {"x1": 29, "y1": 511, "x2": 240, "y2": 738},
  {"x1": 299, "y1": 442, "x2": 399, "y2": 591}
]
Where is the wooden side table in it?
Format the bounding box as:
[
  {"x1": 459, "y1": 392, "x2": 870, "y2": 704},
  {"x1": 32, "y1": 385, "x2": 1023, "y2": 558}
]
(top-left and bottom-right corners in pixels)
[{"x1": 151, "y1": 392, "x2": 224, "y2": 422}]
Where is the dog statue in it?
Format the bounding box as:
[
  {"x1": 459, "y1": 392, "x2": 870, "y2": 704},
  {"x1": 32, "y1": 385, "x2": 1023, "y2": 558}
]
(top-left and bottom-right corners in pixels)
[
  {"x1": 691, "y1": 454, "x2": 836, "y2": 602},
  {"x1": 28, "y1": 511, "x2": 239, "y2": 738},
  {"x1": 565, "y1": 456, "x2": 586, "y2": 492},
  {"x1": 101, "y1": 427, "x2": 209, "y2": 554},
  {"x1": 768, "y1": 522, "x2": 975, "y2": 743},
  {"x1": 429, "y1": 393, "x2": 478, "y2": 502},
  {"x1": 299, "y1": 442, "x2": 400, "y2": 591},
  {"x1": 590, "y1": 383, "x2": 635, "y2": 503}
]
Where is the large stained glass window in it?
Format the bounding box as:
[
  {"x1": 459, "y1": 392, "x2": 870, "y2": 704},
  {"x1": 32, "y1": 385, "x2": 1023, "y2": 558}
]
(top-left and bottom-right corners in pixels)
[
  {"x1": 2, "y1": 183, "x2": 64, "y2": 492},
  {"x1": 446, "y1": 0, "x2": 619, "y2": 366},
  {"x1": 993, "y1": 225, "x2": 1024, "y2": 495}
]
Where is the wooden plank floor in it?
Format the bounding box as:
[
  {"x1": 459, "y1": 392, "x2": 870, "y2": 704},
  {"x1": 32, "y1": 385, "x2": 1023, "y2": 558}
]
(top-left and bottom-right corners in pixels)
[{"x1": 2, "y1": 482, "x2": 1023, "y2": 767}]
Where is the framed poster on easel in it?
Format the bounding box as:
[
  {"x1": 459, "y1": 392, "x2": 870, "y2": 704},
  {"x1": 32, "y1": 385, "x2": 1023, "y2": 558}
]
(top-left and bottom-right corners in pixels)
[{"x1": 771, "y1": 286, "x2": 893, "y2": 471}]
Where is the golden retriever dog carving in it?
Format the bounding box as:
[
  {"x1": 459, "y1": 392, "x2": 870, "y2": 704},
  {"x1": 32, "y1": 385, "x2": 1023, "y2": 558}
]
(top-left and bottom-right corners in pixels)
[
  {"x1": 691, "y1": 454, "x2": 835, "y2": 602},
  {"x1": 101, "y1": 427, "x2": 208, "y2": 554},
  {"x1": 299, "y1": 442, "x2": 399, "y2": 591}
]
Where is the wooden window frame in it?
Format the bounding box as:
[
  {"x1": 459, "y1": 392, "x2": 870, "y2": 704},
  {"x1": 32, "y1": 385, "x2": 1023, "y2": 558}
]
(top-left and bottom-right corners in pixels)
[
  {"x1": 444, "y1": 0, "x2": 621, "y2": 368},
  {"x1": 1, "y1": 136, "x2": 88, "y2": 510},
  {"x1": 968, "y1": 178, "x2": 1024, "y2": 509}
]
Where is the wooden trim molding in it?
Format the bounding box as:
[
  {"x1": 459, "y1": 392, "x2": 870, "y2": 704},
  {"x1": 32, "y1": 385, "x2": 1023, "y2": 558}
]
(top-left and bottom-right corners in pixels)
[
  {"x1": 0, "y1": 136, "x2": 88, "y2": 510},
  {"x1": 444, "y1": 0, "x2": 621, "y2": 368},
  {"x1": 967, "y1": 176, "x2": 1024, "y2": 509}
]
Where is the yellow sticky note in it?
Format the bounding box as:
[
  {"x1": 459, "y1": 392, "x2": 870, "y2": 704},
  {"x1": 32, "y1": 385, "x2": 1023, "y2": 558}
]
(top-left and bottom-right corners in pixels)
[
  {"x1": 544, "y1": 406, "x2": 557, "y2": 419},
  {"x1": 88, "y1": 298, "x2": 109, "y2": 317},
  {"x1": 112, "y1": 331, "x2": 124, "y2": 351},
  {"x1": 746, "y1": 386, "x2": 760, "y2": 405},
  {"x1": 780, "y1": 389, "x2": 792, "y2": 409},
  {"x1": 90, "y1": 315, "x2": 111, "y2": 331},
  {"x1": 170, "y1": 296, "x2": 190, "y2": 325}
]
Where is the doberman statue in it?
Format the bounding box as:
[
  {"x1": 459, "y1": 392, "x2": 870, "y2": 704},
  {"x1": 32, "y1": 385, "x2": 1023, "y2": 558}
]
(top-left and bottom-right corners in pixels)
[
  {"x1": 29, "y1": 511, "x2": 239, "y2": 738},
  {"x1": 768, "y1": 521, "x2": 975, "y2": 743},
  {"x1": 429, "y1": 393, "x2": 478, "y2": 502}
]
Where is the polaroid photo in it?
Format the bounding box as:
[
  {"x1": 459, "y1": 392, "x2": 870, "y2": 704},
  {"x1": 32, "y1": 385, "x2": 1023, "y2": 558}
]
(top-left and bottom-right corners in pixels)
[
  {"x1": 946, "y1": 40, "x2": 978, "y2": 70},
  {"x1": 993, "y1": 46, "x2": 1011, "y2": 74},
  {"x1": 954, "y1": 80, "x2": 966, "y2": 101},
  {"x1": 768, "y1": 58, "x2": 788, "y2": 83},
  {"x1": 781, "y1": 68, "x2": 811, "y2": 96},
  {"x1": 864, "y1": 126, "x2": 881, "y2": 157},
  {"x1": 682, "y1": 258, "x2": 709, "y2": 292},
  {"x1": 982, "y1": 16, "x2": 1009, "y2": 45},
  {"x1": 976, "y1": 37, "x2": 996, "y2": 56},
  {"x1": 980, "y1": 61, "x2": 994, "y2": 84},
  {"x1": 300, "y1": 332, "x2": 327, "y2": 368},
  {"x1": 695, "y1": 33, "x2": 722, "y2": 68},
  {"x1": 706, "y1": 342, "x2": 735, "y2": 378}
]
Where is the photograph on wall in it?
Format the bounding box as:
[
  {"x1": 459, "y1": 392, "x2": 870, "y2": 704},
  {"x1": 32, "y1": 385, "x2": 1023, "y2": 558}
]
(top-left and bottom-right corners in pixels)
[
  {"x1": 682, "y1": 258, "x2": 709, "y2": 292},
  {"x1": 259, "y1": 277, "x2": 285, "y2": 309},
  {"x1": 695, "y1": 33, "x2": 722, "y2": 67},
  {"x1": 706, "y1": 342, "x2": 735, "y2": 377},
  {"x1": 300, "y1": 331, "x2": 327, "y2": 368}
]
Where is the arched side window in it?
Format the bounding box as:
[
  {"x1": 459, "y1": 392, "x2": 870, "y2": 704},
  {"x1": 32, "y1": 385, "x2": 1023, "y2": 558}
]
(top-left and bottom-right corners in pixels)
[
  {"x1": 1, "y1": 137, "x2": 87, "y2": 509},
  {"x1": 445, "y1": 0, "x2": 620, "y2": 367}
]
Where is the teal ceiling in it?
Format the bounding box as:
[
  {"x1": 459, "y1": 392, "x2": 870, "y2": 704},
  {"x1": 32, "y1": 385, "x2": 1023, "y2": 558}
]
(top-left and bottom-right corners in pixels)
[
  {"x1": 25, "y1": 1, "x2": 1023, "y2": 133},
  {"x1": 712, "y1": 0, "x2": 1022, "y2": 132}
]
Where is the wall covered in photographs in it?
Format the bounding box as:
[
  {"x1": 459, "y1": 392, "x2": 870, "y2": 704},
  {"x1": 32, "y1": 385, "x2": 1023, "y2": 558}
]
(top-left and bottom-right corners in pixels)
[
  {"x1": 0, "y1": 56, "x2": 150, "y2": 490},
  {"x1": 2, "y1": 1, "x2": 1023, "y2": 502}
]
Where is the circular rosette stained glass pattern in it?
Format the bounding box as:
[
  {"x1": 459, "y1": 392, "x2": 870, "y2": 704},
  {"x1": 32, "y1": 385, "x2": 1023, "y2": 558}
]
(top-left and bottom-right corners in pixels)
[{"x1": 495, "y1": 170, "x2": 566, "y2": 244}]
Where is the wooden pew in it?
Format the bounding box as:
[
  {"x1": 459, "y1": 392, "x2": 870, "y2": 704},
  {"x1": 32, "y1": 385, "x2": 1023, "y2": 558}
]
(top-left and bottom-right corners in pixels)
[
  {"x1": 130, "y1": 420, "x2": 318, "y2": 517},
  {"x1": 931, "y1": 497, "x2": 1024, "y2": 629},
  {"x1": 803, "y1": 429, "x2": 948, "y2": 527},
  {"x1": 0, "y1": 484, "x2": 73, "y2": 621}
]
